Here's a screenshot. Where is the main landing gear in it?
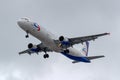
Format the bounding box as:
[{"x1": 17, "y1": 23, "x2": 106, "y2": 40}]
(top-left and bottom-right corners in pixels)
[
  {"x1": 43, "y1": 54, "x2": 49, "y2": 59},
  {"x1": 43, "y1": 47, "x2": 49, "y2": 59},
  {"x1": 63, "y1": 49, "x2": 69, "y2": 53}
]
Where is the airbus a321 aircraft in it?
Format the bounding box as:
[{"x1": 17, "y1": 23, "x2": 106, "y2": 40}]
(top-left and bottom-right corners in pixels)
[{"x1": 17, "y1": 18, "x2": 110, "y2": 63}]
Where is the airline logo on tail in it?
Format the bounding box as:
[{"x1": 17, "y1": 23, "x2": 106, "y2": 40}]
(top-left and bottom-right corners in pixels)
[
  {"x1": 82, "y1": 41, "x2": 89, "y2": 56},
  {"x1": 34, "y1": 23, "x2": 40, "y2": 31}
]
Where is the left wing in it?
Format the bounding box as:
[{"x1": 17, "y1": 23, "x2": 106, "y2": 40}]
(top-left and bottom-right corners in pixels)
[
  {"x1": 54, "y1": 33, "x2": 110, "y2": 49},
  {"x1": 69, "y1": 33, "x2": 110, "y2": 45}
]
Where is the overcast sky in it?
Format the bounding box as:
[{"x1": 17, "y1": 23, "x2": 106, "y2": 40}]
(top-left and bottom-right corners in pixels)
[{"x1": 0, "y1": 0, "x2": 120, "y2": 80}]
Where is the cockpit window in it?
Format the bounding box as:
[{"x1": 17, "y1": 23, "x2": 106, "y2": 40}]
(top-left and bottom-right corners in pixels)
[{"x1": 21, "y1": 18, "x2": 29, "y2": 22}]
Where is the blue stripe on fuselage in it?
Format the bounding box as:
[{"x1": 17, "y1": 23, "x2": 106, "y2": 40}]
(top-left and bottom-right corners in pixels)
[{"x1": 61, "y1": 52, "x2": 91, "y2": 63}]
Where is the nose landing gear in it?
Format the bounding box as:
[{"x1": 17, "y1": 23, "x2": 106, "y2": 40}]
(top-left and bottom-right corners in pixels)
[
  {"x1": 25, "y1": 35, "x2": 29, "y2": 38},
  {"x1": 25, "y1": 31, "x2": 29, "y2": 38}
]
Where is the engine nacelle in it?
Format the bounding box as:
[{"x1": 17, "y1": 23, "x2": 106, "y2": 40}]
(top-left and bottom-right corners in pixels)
[
  {"x1": 28, "y1": 43, "x2": 40, "y2": 52},
  {"x1": 28, "y1": 43, "x2": 33, "y2": 49},
  {"x1": 59, "y1": 36, "x2": 69, "y2": 42},
  {"x1": 59, "y1": 36, "x2": 64, "y2": 41},
  {"x1": 59, "y1": 36, "x2": 70, "y2": 48}
]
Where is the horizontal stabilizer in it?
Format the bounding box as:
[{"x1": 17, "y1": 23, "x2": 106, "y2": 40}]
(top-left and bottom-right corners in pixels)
[
  {"x1": 72, "y1": 61, "x2": 80, "y2": 63},
  {"x1": 72, "y1": 55, "x2": 105, "y2": 63},
  {"x1": 87, "y1": 55, "x2": 105, "y2": 60}
]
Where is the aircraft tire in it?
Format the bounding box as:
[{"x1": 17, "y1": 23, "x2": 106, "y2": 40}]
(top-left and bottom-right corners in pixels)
[
  {"x1": 43, "y1": 54, "x2": 49, "y2": 58},
  {"x1": 46, "y1": 54, "x2": 49, "y2": 58},
  {"x1": 43, "y1": 54, "x2": 46, "y2": 58},
  {"x1": 64, "y1": 49, "x2": 69, "y2": 53},
  {"x1": 25, "y1": 35, "x2": 29, "y2": 38}
]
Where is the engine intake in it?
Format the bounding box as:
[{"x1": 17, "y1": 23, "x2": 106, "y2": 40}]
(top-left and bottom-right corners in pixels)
[
  {"x1": 28, "y1": 43, "x2": 41, "y2": 53},
  {"x1": 28, "y1": 43, "x2": 33, "y2": 49},
  {"x1": 58, "y1": 36, "x2": 71, "y2": 48},
  {"x1": 59, "y1": 36, "x2": 64, "y2": 41}
]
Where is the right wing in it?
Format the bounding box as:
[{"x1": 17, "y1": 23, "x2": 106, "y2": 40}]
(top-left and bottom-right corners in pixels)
[
  {"x1": 19, "y1": 43, "x2": 52, "y2": 55},
  {"x1": 19, "y1": 49, "x2": 34, "y2": 55}
]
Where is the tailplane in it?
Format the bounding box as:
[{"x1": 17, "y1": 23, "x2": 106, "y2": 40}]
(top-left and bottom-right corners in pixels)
[
  {"x1": 72, "y1": 41, "x2": 105, "y2": 63},
  {"x1": 72, "y1": 55, "x2": 105, "y2": 63},
  {"x1": 86, "y1": 55, "x2": 105, "y2": 60}
]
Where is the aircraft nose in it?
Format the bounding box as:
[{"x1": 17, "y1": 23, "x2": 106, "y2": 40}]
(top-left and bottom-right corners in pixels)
[
  {"x1": 17, "y1": 18, "x2": 30, "y2": 31},
  {"x1": 17, "y1": 20, "x2": 26, "y2": 30},
  {"x1": 17, "y1": 20, "x2": 23, "y2": 27}
]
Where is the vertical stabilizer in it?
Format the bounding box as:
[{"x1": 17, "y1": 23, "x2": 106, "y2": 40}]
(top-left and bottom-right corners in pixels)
[{"x1": 82, "y1": 41, "x2": 89, "y2": 56}]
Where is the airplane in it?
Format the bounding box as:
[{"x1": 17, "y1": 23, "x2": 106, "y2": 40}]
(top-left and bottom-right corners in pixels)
[{"x1": 17, "y1": 18, "x2": 110, "y2": 63}]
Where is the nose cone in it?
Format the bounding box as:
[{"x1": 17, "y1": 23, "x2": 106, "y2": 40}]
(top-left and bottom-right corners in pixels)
[
  {"x1": 17, "y1": 18, "x2": 30, "y2": 31},
  {"x1": 17, "y1": 18, "x2": 29, "y2": 28},
  {"x1": 17, "y1": 20, "x2": 23, "y2": 27},
  {"x1": 17, "y1": 20, "x2": 26, "y2": 31}
]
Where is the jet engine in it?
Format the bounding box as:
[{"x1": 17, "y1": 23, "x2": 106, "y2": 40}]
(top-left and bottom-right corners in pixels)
[
  {"x1": 59, "y1": 36, "x2": 71, "y2": 48},
  {"x1": 28, "y1": 43, "x2": 40, "y2": 52},
  {"x1": 28, "y1": 43, "x2": 33, "y2": 49}
]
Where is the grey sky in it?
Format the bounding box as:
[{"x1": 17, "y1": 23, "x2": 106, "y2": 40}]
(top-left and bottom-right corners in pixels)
[{"x1": 0, "y1": 0, "x2": 120, "y2": 80}]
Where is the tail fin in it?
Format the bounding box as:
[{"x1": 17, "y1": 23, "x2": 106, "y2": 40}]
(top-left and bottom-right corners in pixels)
[{"x1": 82, "y1": 41, "x2": 89, "y2": 56}]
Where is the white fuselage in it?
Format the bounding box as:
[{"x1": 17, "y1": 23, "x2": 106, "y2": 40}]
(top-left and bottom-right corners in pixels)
[{"x1": 17, "y1": 19, "x2": 85, "y2": 57}]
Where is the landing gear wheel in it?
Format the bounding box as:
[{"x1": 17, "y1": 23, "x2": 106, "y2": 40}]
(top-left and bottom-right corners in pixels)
[
  {"x1": 43, "y1": 54, "x2": 49, "y2": 59},
  {"x1": 44, "y1": 54, "x2": 46, "y2": 58},
  {"x1": 25, "y1": 31, "x2": 29, "y2": 38},
  {"x1": 46, "y1": 54, "x2": 49, "y2": 58},
  {"x1": 28, "y1": 43, "x2": 33, "y2": 49},
  {"x1": 25, "y1": 35, "x2": 29, "y2": 38},
  {"x1": 64, "y1": 49, "x2": 69, "y2": 53}
]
